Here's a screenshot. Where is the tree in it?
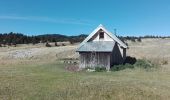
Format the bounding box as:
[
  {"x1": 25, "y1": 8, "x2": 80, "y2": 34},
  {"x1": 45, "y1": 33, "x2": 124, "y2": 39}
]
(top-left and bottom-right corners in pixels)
[
  {"x1": 31, "y1": 36, "x2": 36, "y2": 45},
  {"x1": 55, "y1": 42, "x2": 59, "y2": 46},
  {"x1": 45, "y1": 42, "x2": 51, "y2": 47},
  {"x1": 131, "y1": 38, "x2": 136, "y2": 42},
  {"x1": 137, "y1": 38, "x2": 142, "y2": 42}
]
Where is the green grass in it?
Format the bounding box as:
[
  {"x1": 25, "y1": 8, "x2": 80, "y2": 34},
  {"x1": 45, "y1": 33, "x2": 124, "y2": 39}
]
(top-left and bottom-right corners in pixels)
[{"x1": 0, "y1": 61, "x2": 170, "y2": 100}]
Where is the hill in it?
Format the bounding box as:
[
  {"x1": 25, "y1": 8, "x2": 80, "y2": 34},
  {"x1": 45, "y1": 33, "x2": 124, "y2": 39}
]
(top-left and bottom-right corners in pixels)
[
  {"x1": 0, "y1": 32, "x2": 88, "y2": 46},
  {"x1": 0, "y1": 38, "x2": 170, "y2": 99},
  {"x1": 1, "y1": 32, "x2": 170, "y2": 47}
]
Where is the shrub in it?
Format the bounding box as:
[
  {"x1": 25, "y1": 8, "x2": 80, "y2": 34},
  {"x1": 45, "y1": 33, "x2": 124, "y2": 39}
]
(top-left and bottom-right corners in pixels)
[
  {"x1": 137, "y1": 38, "x2": 142, "y2": 42},
  {"x1": 84, "y1": 59, "x2": 158, "y2": 72},
  {"x1": 111, "y1": 59, "x2": 156, "y2": 71},
  {"x1": 124, "y1": 56, "x2": 137, "y2": 65},
  {"x1": 111, "y1": 65, "x2": 125, "y2": 71},
  {"x1": 45, "y1": 42, "x2": 51, "y2": 47},
  {"x1": 131, "y1": 38, "x2": 136, "y2": 42},
  {"x1": 62, "y1": 43, "x2": 66, "y2": 46},
  {"x1": 161, "y1": 60, "x2": 168, "y2": 65},
  {"x1": 125, "y1": 63, "x2": 134, "y2": 69},
  {"x1": 55, "y1": 42, "x2": 59, "y2": 46},
  {"x1": 134, "y1": 59, "x2": 153, "y2": 69},
  {"x1": 95, "y1": 67, "x2": 106, "y2": 72},
  {"x1": 111, "y1": 64, "x2": 134, "y2": 71}
]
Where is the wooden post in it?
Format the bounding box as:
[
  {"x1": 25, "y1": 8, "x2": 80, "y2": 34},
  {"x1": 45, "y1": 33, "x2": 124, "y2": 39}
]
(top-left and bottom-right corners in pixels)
[
  {"x1": 123, "y1": 48, "x2": 126, "y2": 61},
  {"x1": 107, "y1": 54, "x2": 110, "y2": 71}
]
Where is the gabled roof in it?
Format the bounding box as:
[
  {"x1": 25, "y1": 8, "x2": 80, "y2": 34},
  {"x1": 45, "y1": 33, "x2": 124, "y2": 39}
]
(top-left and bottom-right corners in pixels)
[
  {"x1": 77, "y1": 41, "x2": 115, "y2": 52},
  {"x1": 78, "y1": 24, "x2": 127, "y2": 49}
]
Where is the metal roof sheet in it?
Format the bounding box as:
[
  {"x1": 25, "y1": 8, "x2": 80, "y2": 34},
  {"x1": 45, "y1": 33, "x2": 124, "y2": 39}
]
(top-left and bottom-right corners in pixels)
[{"x1": 77, "y1": 41, "x2": 115, "y2": 52}]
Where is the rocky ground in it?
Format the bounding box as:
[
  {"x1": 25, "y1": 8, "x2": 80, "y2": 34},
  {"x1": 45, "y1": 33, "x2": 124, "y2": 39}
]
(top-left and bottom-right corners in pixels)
[{"x1": 0, "y1": 45, "x2": 78, "y2": 60}]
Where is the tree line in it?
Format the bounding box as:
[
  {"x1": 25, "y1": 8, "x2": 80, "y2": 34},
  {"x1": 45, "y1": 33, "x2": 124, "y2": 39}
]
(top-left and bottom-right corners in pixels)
[
  {"x1": 0, "y1": 32, "x2": 170, "y2": 47},
  {"x1": 118, "y1": 35, "x2": 170, "y2": 43},
  {"x1": 0, "y1": 32, "x2": 87, "y2": 46}
]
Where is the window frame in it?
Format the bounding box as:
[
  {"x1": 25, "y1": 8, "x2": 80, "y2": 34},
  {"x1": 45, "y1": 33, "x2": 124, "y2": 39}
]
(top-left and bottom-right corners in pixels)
[{"x1": 99, "y1": 32, "x2": 104, "y2": 39}]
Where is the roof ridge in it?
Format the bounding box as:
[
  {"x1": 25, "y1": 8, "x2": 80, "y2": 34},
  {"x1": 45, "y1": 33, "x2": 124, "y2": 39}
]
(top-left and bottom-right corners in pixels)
[{"x1": 77, "y1": 24, "x2": 127, "y2": 50}]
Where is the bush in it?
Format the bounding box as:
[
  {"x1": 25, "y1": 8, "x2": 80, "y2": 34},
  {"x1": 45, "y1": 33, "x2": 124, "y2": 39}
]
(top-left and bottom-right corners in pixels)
[
  {"x1": 131, "y1": 38, "x2": 136, "y2": 42},
  {"x1": 111, "y1": 65, "x2": 125, "y2": 71},
  {"x1": 124, "y1": 56, "x2": 137, "y2": 65},
  {"x1": 111, "y1": 59, "x2": 156, "y2": 71},
  {"x1": 62, "y1": 43, "x2": 66, "y2": 46},
  {"x1": 45, "y1": 42, "x2": 51, "y2": 47},
  {"x1": 161, "y1": 60, "x2": 168, "y2": 65},
  {"x1": 95, "y1": 67, "x2": 106, "y2": 72},
  {"x1": 137, "y1": 38, "x2": 142, "y2": 42},
  {"x1": 134, "y1": 59, "x2": 153, "y2": 69},
  {"x1": 84, "y1": 59, "x2": 157, "y2": 72},
  {"x1": 125, "y1": 63, "x2": 134, "y2": 69},
  {"x1": 55, "y1": 42, "x2": 59, "y2": 46},
  {"x1": 111, "y1": 64, "x2": 134, "y2": 71}
]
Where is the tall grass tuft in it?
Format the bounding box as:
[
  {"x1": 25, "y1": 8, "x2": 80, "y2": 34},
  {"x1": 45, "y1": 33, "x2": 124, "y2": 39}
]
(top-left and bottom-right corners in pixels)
[
  {"x1": 111, "y1": 59, "x2": 158, "y2": 71},
  {"x1": 95, "y1": 67, "x2": 106, "y2": 72},
  {"x1": 134, "y1": 59, "x2": 153, "y2": 69},
  {"x1": 111, "y1": 63, "x2": 134, "y2": 71}
]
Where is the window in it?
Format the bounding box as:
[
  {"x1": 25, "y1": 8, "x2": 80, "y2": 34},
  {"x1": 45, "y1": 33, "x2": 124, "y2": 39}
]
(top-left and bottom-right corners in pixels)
[{"x1": 99, "y1": 32, "x2": 104, "y2": 39}]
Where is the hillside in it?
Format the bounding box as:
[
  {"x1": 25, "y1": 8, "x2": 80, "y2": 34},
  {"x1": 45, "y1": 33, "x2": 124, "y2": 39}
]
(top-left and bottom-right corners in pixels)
[
  {"x1": 0, "y1": 32, "x2": 88, "y2": 45},
  {"x1": 0, "y1": 38, "x2": 170, "y2": 100}
]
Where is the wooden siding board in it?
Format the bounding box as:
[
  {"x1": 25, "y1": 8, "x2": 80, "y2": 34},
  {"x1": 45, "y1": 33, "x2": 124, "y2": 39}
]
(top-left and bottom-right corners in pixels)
[
  {"x1": 79, "y1": 52, "x2": 111, "y2": 69},
  {"x1": 110, "y1": 43, "x2": 124, "y2": 66}
]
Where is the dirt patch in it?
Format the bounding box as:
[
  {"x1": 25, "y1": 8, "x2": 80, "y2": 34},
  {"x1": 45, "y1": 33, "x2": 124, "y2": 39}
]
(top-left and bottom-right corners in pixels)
[{"x1": 65, "y1": 65, "x2": 79, "y2": 72}]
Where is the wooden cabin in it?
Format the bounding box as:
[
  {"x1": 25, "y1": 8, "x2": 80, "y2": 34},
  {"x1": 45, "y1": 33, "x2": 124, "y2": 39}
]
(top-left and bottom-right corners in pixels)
[{"x1": 76, "y1": 24, "x2": 128, "y2": 70}]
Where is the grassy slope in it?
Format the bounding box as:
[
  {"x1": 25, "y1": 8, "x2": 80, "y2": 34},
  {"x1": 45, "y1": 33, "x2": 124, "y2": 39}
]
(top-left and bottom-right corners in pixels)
[
  {"x1": 0, "y1": 38, "x2": 170, "y2": 100},
  {"x1": 0, "y1": 61, "x2": 170, "y2": 100}
]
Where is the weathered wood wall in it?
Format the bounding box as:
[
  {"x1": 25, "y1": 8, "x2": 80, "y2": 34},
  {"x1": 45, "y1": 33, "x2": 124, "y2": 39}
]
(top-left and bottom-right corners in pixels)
[
  {"x1": 79, "y1": 52, "x2": 110, "y2": 70},
  {"x1": 79, "y1": 43, "x2": 126, "y2": 70},
  {"x1": 110, "y1": 43, "x2": 125, "y2": 66}
]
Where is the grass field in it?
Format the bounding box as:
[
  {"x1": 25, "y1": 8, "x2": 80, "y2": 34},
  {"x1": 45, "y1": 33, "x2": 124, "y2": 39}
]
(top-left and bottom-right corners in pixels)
[
  {"x1": 0, "y1": 38, "x2": 170, "y2": 100},
  {"x1": 0, "y1": 61, "x2": 170, "y2": 100}
]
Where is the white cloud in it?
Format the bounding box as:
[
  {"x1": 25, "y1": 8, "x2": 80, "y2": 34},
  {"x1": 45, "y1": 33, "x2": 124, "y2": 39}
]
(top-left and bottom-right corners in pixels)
[{"x1": 0, "y1": 15, "x2": 92, "y2": 26}]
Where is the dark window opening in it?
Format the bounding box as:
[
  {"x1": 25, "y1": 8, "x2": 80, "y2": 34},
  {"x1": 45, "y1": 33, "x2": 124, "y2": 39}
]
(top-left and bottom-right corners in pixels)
[{"x1": 99, "y1": 32, "x2": 104, "y2": 39}]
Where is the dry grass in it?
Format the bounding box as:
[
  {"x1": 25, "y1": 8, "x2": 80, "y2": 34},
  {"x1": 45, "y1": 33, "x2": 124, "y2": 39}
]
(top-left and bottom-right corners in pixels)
[
  {"x1": 127, "y1": 38, "x2": 170, "y2": 71},
  {"x1": 0, "y1": 45, "x2": 78, "y2": 60},
  {"x1": 0, "y1": 38, "x2": 170, "y2": 100},
  {"x1": 0, "y1": 61, "x2": 170, "y2": 100}
]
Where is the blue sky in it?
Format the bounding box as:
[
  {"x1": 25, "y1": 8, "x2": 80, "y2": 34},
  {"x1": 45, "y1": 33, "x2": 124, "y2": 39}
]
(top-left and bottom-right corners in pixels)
[{"x1": 0, "y1": 0, "x2": 170, "y2": 36}]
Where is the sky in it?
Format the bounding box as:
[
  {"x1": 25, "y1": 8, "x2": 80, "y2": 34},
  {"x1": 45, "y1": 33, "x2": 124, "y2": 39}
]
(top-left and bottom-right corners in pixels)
[{"x1": 0, "y1": 0, "x2": 170, "y2": 36}]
